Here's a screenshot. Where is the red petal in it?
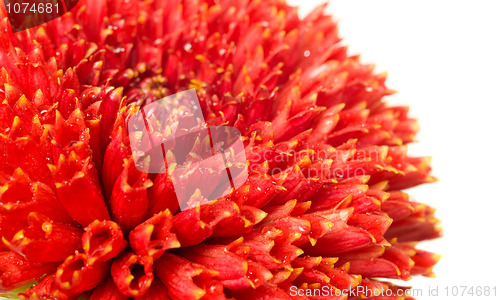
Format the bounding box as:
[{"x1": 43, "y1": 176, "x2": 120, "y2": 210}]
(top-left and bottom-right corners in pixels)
[
  {"x1": 110, "y1": 158, "x2": 152, "y2": 233},
  {"x1": 171, "y1": 206, "x2": 213, "y2": 247},
  {"x1": 111, "y1": 252, "x2": 154, "y2": 297},
  {"x1": 55, "y1": 252, "x2": 110, "y2": 293},
  {"x1": 134, "y1": 279, "x2": 169, "y2": 300},
  {"x1": 129, "y1": 210, "x2": 180, "y2": 260},
  {"x1": 4, "y1": 212, "x2": 83, "y2": 262},
  {"x1": 154, "y1": 253, "x2": 224, "y2": 300},
  {"x1": 148, "y1": 173, "x2": 179, "y2": 216},
  {"x1": 19, "y1": 274, "x2": 76, "y2": 300},
  {"x1": 0, "y1": 251, "x2": 58, "y2": 293},
  {"x1": 89, "y1": 278, "x2": 128, "y2": 300},
  {"x1": 54, "y1": 156, "x2": 111, "y2": 226},
  {"x1": 181, "y1": 244, "x2": 248, "y2": 281},
  {"x1": 348, "y1": 259, "x2": 402, "y2": 279},
  {"x1": 102, "y1": 126, "x2": 131, "y2": 199},
  {"x1": 82, "y1": 220, "x2": 127, "y2": 262}
]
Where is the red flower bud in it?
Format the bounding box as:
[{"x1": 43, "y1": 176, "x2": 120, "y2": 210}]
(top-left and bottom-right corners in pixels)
[
  {"x1": 55, "y1": 252, "x2": 110, "y2": 294},
  {"x1": 111, "y1": 252, "x2": 154, "y2": 297}
]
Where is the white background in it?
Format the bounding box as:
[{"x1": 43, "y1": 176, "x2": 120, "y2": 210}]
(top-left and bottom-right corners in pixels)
[{"x1": 288, "y1": 0, "x2": 500, "y2": 299}]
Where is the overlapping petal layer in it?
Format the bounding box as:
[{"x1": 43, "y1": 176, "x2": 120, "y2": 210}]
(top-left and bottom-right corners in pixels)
[{"x1": 0, "y1": 0, "x2": 440, "y2": 299}]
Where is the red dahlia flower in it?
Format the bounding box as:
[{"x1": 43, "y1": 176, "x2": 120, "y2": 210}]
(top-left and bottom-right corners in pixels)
[{"x1": 0, "y1": 0, "x2": 441, "y2": 299}]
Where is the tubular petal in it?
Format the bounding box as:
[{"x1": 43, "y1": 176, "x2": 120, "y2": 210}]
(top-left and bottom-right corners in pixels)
[
  {"x1": 154, "y1": 253, "x2": 224, "y2": 300},
  {"x1": 3, "y1": 212, "x2": 83, "y2": 262},
  {"x1": 89, "y1": 278, "x2": 128, "y2": 300},
  {"x1": 110, "y1": 158, "x2": 152, "y2": 233},
  {"x1": 129, "y1": 210, "x2": 180, "y2": 260},
  {"x1": 0, "y1": 252, "x2": 58, "y2": 293},
  {"x1": 110, "y1": 252, "x2": 154, "y2": 297},
  {"x1": 82, "y1": 220, "x2": 127, "y2": 262},
  {"x1": 55, "y1": 253, "x2": 110, "y2": 294}
]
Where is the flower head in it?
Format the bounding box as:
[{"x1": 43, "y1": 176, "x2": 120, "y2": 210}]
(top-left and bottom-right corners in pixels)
[{"x1": 0, "y1": 0, "x2": 441, "y2": 299}]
